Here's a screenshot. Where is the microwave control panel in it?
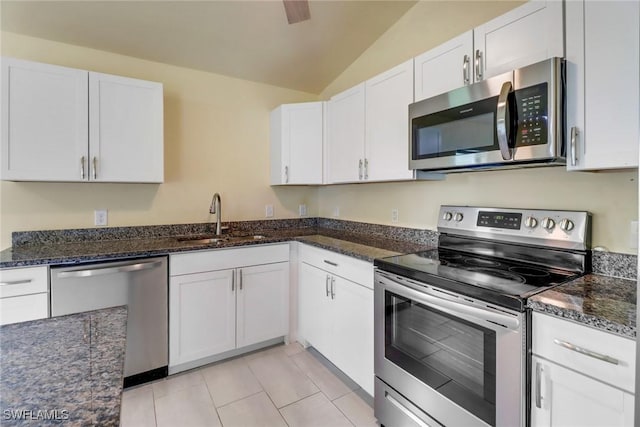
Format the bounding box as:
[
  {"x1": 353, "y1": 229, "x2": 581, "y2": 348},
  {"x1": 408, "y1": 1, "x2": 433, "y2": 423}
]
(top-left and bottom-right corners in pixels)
[{"x1": 515, "y1": 83, "x2": 548, "y2": 146}]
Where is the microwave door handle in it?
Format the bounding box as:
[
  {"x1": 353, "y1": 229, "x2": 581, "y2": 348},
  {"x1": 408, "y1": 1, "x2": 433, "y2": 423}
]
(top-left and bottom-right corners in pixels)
[{"x1": 496, "y1": 81, "x2": 513, "y2": 160}]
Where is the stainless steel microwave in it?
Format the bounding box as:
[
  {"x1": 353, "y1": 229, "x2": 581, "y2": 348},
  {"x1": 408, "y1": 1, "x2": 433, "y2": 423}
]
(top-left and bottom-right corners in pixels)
[{"x1": 409, "y1": 57, "x2": 565, "y2": 172}]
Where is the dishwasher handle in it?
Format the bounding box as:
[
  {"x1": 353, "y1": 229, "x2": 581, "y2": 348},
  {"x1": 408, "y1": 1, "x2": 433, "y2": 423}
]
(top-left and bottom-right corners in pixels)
[{"x1": 56, "y1": 260, "x2": 163, "y2": 279}]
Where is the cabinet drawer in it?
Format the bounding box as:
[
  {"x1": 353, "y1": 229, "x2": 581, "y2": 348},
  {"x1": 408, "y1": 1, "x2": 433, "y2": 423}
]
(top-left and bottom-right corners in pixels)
[
  {"x1": 299, "y1": 243, "x2": 373, "y2": 289},
  {"x1": 0, "y1": 266, "x2": 48, "y2": 298},
  {"x1": 170, "y1": 244, "x2": 289, "y2": 276},
  {"x1": 532, "y1": 312, "x2": 635, "y2": 393},
  {"x1": 0, "y1": 293, "x2": 49, "y2": 325}
]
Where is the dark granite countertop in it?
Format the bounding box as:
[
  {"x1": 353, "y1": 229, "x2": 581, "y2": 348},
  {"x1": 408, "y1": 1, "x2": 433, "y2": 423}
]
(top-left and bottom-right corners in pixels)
[
  {"x1": 0, "y1": 225, "x2": 433, "y2": 268},
  {"x1": 0, "y1": 306, "x2": 127, "y2": 426},
  {"x1": 528, "y1": 274, "x2": 637, "y2": 339}
]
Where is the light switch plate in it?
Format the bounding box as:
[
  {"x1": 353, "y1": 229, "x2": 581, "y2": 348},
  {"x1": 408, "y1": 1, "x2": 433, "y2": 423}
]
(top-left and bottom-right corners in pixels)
[
  {"x1": 299, "y1": 204, "x2": 307, "y2": 217},
  {"x1": 391, "y1": 208, "x2": 399, "y2": 223},
  {"x1": 333, "y1": 207, "x2": 340, "y2": 217},
  {"x1": 265, "y1": 204, "x2": 274, "y2": 218},
  {"x1": 94, "y1": 209, "x2": 108, "y2": 226}
]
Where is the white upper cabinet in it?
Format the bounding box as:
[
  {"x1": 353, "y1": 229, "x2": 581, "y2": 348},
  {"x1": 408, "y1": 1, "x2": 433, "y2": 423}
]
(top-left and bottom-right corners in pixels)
[
  {"x1": 365, "y1": 59, "x2": 414, "y2": 182},
  {"x1": 270, "y1": 102, "x2": 323, "y2": 185},
  {"x1": 565, "y1": 0, "x2": 639, "y2": 171},
  {"x1": 1, "y1": 57, "x2": 164, "y2": 183},
  {"x1": 89, "y1": 72, "x2": 164, "y2": 182},
  {"x1": 1, "y1": 58, "x2": 88, "y2": 181},
  {"x1": 474, "y1": 0, "x2": 564, "y2": 80},
  {"x1": 414, "y1": 31, "x2": 474, "y2": 102},
  {"x1": 326, "y1": 83, "x2": 366, "y2": 184},
  {"x1": 327, "y1": 61, "x2": 415, "y2": 184}
]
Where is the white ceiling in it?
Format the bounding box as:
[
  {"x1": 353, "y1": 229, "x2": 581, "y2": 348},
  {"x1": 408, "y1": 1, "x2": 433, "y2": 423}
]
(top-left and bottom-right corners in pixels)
[{"x1": 1, "y1": 0, "x2": 417, "y2": 94}]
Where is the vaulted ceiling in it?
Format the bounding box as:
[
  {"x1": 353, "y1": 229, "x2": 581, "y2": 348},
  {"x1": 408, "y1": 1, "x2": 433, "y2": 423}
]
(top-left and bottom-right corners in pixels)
[{"x1": 1, "y1": 0, "x2": 417, "y2": 93}]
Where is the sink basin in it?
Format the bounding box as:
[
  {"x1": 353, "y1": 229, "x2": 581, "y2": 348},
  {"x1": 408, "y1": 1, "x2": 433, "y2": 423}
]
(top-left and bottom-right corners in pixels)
[
  {"x1": 175, "y1": 234, "x2": 268, "y2": 245},
  {"x1": 175, "y1": 236, "x2": 228, "y2": 245}
]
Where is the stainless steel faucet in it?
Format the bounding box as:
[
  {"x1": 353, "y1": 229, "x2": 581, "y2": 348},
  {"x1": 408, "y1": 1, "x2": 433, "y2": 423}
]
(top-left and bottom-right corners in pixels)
[{"x1": 209, "y1": 193, "x2": 222, "y2": 236}]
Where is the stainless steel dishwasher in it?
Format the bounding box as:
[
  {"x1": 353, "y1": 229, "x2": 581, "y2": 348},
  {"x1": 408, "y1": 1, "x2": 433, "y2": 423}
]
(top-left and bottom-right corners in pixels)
[{"x1": 50, "y1": 256, "x2": 168, "y2": 387}]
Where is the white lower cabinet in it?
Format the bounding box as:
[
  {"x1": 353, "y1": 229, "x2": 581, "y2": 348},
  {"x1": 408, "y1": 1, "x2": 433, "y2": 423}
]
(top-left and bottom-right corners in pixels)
[
  {"x1": 298, "y1": 244, "x2": 374, "y2": 395},
  {"x1": 531, "y1": 356, "x2": 635, "y2": 427},
  {"x1": 531, "y1": 312, "x2": 635, "y2": 426},
  {"x1": 0, "y1": 266, "x2": 49, "y2": 325},
  {"x1": 169, "y1": 244, "x2": 289, "y2": 372}
]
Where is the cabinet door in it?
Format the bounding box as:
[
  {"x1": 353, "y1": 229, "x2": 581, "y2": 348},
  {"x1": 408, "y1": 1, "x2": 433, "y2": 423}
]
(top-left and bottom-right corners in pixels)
[
  {"x1": 298, "y1": 262, "x2": 332, "y2": 356},
  {"x1": 326, "y1": 83, "x2": 365, "y2": 184},
  {"x1": 236, "y1": 262, "x2": 289, "y2": 348},
  {"x1": 89, "y1": 72, "x2": 163, "y2": 183},
  {"x1": 473, "y1": 0, "x2": 563, "y2": 80},
  {"x1": 566, "y1": 0, "x2": 639, "y2": 170},
  {"x1": 1, "y1": 57, "x2": 88, "y2": 181},
  {"x1": 169, "y1": 269, "x2": 236, "y2": 367},
  {"x1": 414, "y1": 31, "x2": 473, "y2": 102},
  {"x1": 531, "y1": 356, "x2": 635, "y2": 427},
  {"x1": 270, "y1": 102, "x2": 323, "y2": 185},
  {"x1": 330, "y1": 276, "x2": 374, "y2": 396},
  {"x1": 365, "y1": 59, "x2": 414, "y2": 182}
]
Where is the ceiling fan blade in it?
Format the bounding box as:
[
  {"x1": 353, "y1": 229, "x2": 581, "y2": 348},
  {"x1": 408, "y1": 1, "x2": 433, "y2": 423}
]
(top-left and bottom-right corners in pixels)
[{"x1": 283, "y1": 0, "x2": 310, "y2": 24}]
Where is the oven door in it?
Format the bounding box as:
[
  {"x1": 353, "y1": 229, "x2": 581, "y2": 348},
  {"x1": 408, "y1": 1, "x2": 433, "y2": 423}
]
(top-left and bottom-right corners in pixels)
[{"x1": 374, "y1": 270, "x2": 525, "y2": 427}]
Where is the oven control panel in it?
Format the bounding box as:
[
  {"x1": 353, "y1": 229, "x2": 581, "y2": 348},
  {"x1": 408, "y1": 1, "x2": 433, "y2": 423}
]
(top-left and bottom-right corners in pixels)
[{"x1": 438, "y1": 206, "x2": 592, "y2": 250}]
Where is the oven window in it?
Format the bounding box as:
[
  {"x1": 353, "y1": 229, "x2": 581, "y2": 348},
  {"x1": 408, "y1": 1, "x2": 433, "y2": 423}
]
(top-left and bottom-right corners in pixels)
[{"x1": 385, "y1": 291, "x2": 496, "y2": 426}]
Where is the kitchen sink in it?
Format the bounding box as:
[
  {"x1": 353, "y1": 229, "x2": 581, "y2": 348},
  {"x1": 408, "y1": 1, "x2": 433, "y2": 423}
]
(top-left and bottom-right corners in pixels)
[{"x1": 175, "y1": 234, "x2": 267, "y2": 245}]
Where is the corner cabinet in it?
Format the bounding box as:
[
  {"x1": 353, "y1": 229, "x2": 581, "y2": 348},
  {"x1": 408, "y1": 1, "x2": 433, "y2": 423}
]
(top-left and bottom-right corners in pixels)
[
  {"x1": 326, "y1": 59, "x2": 414, "y2": 184},
  {"x1": 565, "y1": 0, "x2": 639, "y2": 170},
  {"x1": 169, "y1": 244, "x2": 289, "y2": 373},
  {"x1": 1, "y1": 57, "x2": 164, "y2": 182},
  {"x1": 297, "y1": 244, "x2": 374, "y2": 396},
  {"x1": 531, "y1": 312, "x2": 635, "y2": 426},
  {"x1": 270, "y1": 102, "x2": 324, "y2": 185}
]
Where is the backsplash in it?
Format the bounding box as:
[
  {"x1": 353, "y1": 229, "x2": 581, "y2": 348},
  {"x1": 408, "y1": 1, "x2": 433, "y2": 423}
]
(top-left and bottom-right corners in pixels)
[{"x1": 10, "y1": 218, "x2": 636, "y2": 279}]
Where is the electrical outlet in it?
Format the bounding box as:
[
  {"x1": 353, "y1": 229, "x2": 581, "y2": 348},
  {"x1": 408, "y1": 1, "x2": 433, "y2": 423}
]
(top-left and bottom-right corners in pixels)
[
  {"x1": 265, "y1": 204, "x2": 274, "y2": 218},
  {"x1": 630, "y1": 221, "x2": 638, "y2": 249},
  {"x1": 94, "y1": 209, "x2": 108, "y2": 226},
  {"x1": 333, "y1": 206, "x2": 340, "y2": 217},
  {"x1": 299, "y1": 204, "x2": 307, "y2": 217},
  {"x1": 391, "y1": 208, "x2": 399, "y2": 223}
]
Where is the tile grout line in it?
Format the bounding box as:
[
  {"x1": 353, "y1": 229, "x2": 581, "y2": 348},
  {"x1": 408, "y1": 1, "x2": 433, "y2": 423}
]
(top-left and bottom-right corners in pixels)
[
  {"x1": 200, "y1": 370, "x2": 227, "y2": 426},
  {"x1": 244, "y1": 351, "x2": 293, "y2": 426}
]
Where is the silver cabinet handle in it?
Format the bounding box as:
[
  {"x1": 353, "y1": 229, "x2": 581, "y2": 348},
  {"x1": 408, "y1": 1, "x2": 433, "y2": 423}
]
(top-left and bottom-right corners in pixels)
[
  {"x1": 93, "y1": 317, "x2": 99, "y2": 342},
  {"x1": 358, "y1": 159, "x2": 363, "y2": 180},
  {"x1": 80, "y1": 156, "x2": 86, "y2": 179},
  {"x1": 92, "y1": 156, "x2": 97, "y2": 180},
  {"x1": 496, "y1": 81, "x2": 514, "y2": 161},
  {"x1": 570, "y1": 127, "x2": 578, "y2": 166},
  {"x1": 56, "y1": 260, "x2": 162, "y2": 279},
  {"x1": 553, "y1": 339, "x2": 619, "y2": 365},
  {"x1": 239, "y1": 269, "x2": 243, "y2": 290},
  {"x1": 325, "y1": 275, "x2": 330, "y2": 297},
  {"x1": 535, "y1": 362, "x2": 543, "y2": 408},
  {"x1": 475, "y1": 49, "x2": 483, "y2": 80},
  {"x1": 0, "y1": 279, "x2": 32, "y2": 286},
  {"x1": 232, "y1": 271, "x2": 235, "y2": 291},
  {"x1": 323, "y1": 260, "x2": 338, "y2": 267},
  {"x1": 330, "y1": 276, "x2": 336, "y2": 300},
  {"x1": 364, "y1": 158, "x2": 369, "y2": 180},
  {"x1": 463, "y1": 54, "x2": 470, "y2": 84},
  {"x1": 284, "y1": 166, "x2": 289, "y2": 184}
]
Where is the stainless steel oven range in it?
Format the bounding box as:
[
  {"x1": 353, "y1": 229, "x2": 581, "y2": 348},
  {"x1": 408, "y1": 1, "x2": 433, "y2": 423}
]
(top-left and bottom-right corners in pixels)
[{"x1": 373, "y1": 206, "x2": 591, "y2": 427}]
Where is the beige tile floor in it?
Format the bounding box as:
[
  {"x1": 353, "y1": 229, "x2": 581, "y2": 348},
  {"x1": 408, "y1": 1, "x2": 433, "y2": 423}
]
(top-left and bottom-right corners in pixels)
[{"x1": 120, "y1": 343, "x2": 378, "y2": 427}]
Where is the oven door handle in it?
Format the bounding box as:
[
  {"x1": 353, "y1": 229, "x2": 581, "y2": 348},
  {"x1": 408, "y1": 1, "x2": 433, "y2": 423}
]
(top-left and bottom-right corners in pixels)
[{"x1": 380, "y1": 276, "x2": 520, "y2": 330}]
